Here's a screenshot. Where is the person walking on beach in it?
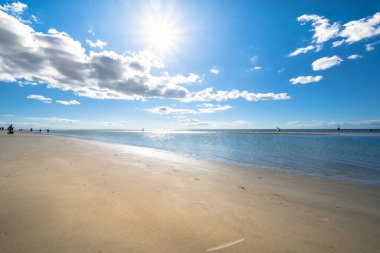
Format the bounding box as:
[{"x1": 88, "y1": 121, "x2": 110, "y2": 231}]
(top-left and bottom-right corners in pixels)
[
  {"x1": 47, "y1": 129, "x2": 50, "y2": 134},
  {"x1": 30, "y1": 128, "x2": 33, "y2": 132},
  {"x1": 7, "y1": 124, "x2": 14, "y2": 134}
]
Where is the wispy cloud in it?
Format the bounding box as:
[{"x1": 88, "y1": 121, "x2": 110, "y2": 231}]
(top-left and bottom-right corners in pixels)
[
  {"x1": 248, "y1": 66, "x2": 262, "y2": 71},
  {"x1": 365, "y1": 40, "x2": 380, "y2": 51},
  {"x1": 288, "y1": 45, "x2": 315, "y2": 57},
  {"x1": 27, "y1": 117, "x2": 78, "y2": 123},
  {"x1": 26, "y1": 94, "x2": 52, "y2": 103},
  {"x1": 347, "y1": 54, "x2": 362, "y2": 60},
  {"x1": 0, "y1": 1, "x2": 27, "y2": 15},
  {"x1": 145, "y1": 103, "x2": 232, "y2": 115},
  {"x1": 184, "y1": 88, "x2": 290, "y2": 102},
  {"x1": 56, "y1": 100, "x2": 81, "y2": 105},
  {"x1": 312, "y1": 56, "x2": 343, "y2": 71},
  {"x1": 287, "y1": 119, "x2": 380, "y2": 128},
  {"x1": 209, "y1": 66, "x2": 220, "y2": 75},
  {"x1": 85, "y1": 39, "x2": 107, "y2": 49},
  {"x1": 289, "y1": 75, "x2": 323, "y2": 85}
]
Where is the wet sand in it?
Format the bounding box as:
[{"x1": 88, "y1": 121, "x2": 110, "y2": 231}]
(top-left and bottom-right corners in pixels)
[{"x1": 0, "y1": 132, "x2": 379, "y2": 252}]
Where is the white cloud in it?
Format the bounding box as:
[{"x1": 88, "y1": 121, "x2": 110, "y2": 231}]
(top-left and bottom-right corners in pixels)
[
  {"x1": 288, "y1": 45, "x2": 315, "y2": 57},
  {"x1": 287, "y1": 119, "x2": 380, "y2": 128},
  {"x1": 347, "y1": 54, "x2": 362, "y2": 60},
  {"x1": 296, "y1": 12, "x2": 380, "y2": 48},
  {"x1": 86, "y1": 39, "x2": 107, "y2": 49},
  {"x1": 145, "y1": 106, "x2": 197, "y2": 115},
  {"x1": 56, "y1": 99, "x2": 81, "y2": 105},
  {"x1": 332, "y1": 40, "x2": 344, "y2": 47},
  {"x1": 209, "y1": 66, "x2": 220, "y2": 75},
  {"x1": 146, "y1": 103, "x2": 232, "y2": 115},
  {"x1": 26, "y1": 94, "x2": 52, "y2": 103},
  {"x1": 197, "y1": 104, "x2": 232, "y2": 114},
  {"x1": 249, "y1": 66, "x2": 262, "y2": 71},
  {"x1": 184, "y1": 88, "x2": 290, "y2": 102},
  {"x1": 249, "y1": 56, "x2": 258, "y2": 63},
  {"x1": 312, "y1": 56, "x2": 343, "y2": 71},
  {"x1": 0, "y1": 7, "x2": 287, "y2": 104},
  {"x1": 365, "y1": 40, "x2": 380, "y2": 51},
  {"x1": 289, "y1": 75, "x2": 323, "y2": 85},
  {"x1": 27, "y1": 117, "x2": 78, "y2": 123},
  {"x1": 0, "y1": 1, "x2": 27, "y2": 15},
  {"x1": 88, "y1": 28, "x2": 95, "y2": 36},
  {"x1": 297, "y1": 14, "x2": 340, "y2": 44},
  {"x1": 179, "y1": 119, "x2": 248, "y2": 128},
  {"x1": 340, "y1": 13, "x2": 380, "y2": 44}
]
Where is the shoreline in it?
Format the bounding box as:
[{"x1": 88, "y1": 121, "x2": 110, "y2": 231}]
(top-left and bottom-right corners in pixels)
[
  {"x1": 49, "y1": 130, "x2": 380, "y2": 186},
  {"x1": 1, "y1": 132, "x2": 380, "y2": 252}
]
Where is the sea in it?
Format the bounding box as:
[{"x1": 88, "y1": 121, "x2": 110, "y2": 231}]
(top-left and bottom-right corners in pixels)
[{"x1": 50, "y1": 129, "x2": 380, "y2": 185}]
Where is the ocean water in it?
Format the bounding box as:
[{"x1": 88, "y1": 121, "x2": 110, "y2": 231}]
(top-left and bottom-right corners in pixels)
[{"x1": 51, "y1": 129, "x2": 380, "y2": 185}]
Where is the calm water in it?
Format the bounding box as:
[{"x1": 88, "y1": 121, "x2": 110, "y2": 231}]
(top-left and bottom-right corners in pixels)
[{"x1": 51, "y1": 129, "x2": 380, "y2": 185}]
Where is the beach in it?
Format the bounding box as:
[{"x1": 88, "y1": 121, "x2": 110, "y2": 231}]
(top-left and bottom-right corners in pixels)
[{"x1": 0, "y1": 132, "x2": 379, "y2": 252}]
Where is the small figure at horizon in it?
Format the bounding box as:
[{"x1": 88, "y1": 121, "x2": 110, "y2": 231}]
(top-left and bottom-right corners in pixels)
[
  {"x1": 30, "y1": 128, "x2": 33, "y2": 132},
  {"x1": 337, "y1": 126, "x2": 341, "y2": 132},
  {"x1": 39, "y1": 129, "x2": 42, "y2": 133},
  {"x1": 7, "y1": 124, "x2": 14, "y2": 134},
  {"x1": 47, "y1": 129, "x2": 50, "y2": 134},
  {"x1": 277, "y1": 127, "x2": 281, "y2": 132},
  {"x1": 142, "y1": 128, "x2": 144, "y2": 132}
]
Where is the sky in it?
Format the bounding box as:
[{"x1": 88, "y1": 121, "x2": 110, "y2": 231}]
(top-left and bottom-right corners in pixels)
[{"x1": 0, "y1": 0, "x2": 379, "y2": 129}]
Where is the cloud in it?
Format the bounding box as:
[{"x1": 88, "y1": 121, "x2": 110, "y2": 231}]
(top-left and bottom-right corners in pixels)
[
  {"x1": 347, "y1": 54, "x2": 362, "y2": 60},
  {"x1": 86, "y1": 39, "x2": 107, "y2": 49},
  {"x1": 179, "y1": 118, "x2": 248, "y2": 128},
  {"x1": 249, "y1": 56, "x2": 258, "y2": 63},
  {"x1": 365, "y1": 40, "x2": 380, "y2": 51},
  {"x1": 287, "y1": 119, "x2": 380, "y2": 128},
  {"x1": 297, "y1": 14, "x2": 340, "y2": 44},
  {"x1": 146, "y1": 103, "x2": 232, "y2": 115},
  {"x1": 26, "y1": 94, "x2": 52, "y2": 103},
  {"x1": 27, "y1": 117, "x2": 78, "y2": 123},
  {"x1": 249, "y1": 66, "x2": 262, "y2": 71},
  {"x1": 0, "y1": 6, "x2": 287, "y2": 104},
  {"x1": 296, "y1": 13, "x2": 380, "y2": 48},
  {"x1": 209, "y1": 66, "x2": 220, "y2": 75},
  {"x1": 0, "y1": 9, "x2": 201, "y2": 101},
  {"x1": 288, "y1": 45, "x2": 315, "y2": 57},
  {"x1": 0, "y1": 1, "x2": 27, "y2": 15},
  {"x1": 340, "y1": 13, "x2": 380, "y2": 44},
  {"x1": 197, "y1": 104, "x2": 232, "y2": 114},
  {"x1": 312, "y1": 56, "x2": 343, "y2": 71},
  {"x1": 145, "y1": 106, "x2": 197, "y2": 115},
  {"x1": 289, "y1": 75, "x2": 323, "y2": 85},
  {"x1": 184, "y1": 88, "x2": 290, "y2": 102},
  {"x1": 56, "y1": 99, "x2": 81, "y2": 105}
]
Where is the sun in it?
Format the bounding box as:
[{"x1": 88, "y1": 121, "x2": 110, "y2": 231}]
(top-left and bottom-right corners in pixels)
[
  {"x1": 146, "y1": 19, "x2": 178, "y2": 53},
  {"x1": 139, "y1": 7, "x2": 185, "y2": 55}
]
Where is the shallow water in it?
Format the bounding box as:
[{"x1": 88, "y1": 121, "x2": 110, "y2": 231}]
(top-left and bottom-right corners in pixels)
[{"x1": 51, "y1": 129, "x2": 380, "y2": 185}]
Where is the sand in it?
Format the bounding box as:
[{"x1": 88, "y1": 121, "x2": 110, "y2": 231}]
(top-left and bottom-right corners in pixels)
[{"x1": 0, "y1": 132, "x2": 379, "y2": 252}]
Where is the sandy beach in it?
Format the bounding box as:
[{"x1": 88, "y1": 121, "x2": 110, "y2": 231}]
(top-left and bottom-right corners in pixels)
[{"x1": 0, "y1": 132, "x2": 379, "y2": 252}]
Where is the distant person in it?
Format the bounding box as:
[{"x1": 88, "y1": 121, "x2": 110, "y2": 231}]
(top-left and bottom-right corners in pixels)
[
  {"x1": 337, "y1": 126, "x2": 341, "y2": 132},
  {"x1": 47, "y1": 129, "x2": 50, "y2": 134},
  {"x1": 7, "y1": 124, "x2": 14, "y2": 134},
  {"x1": 39, "y1": 129, "x2": 42, "y2": 133},
  {"x1": 30, "y1": 128, "x2": 33, "y2": 132},
  {"x1": 277, "y1": 127, "x2": 281, "y2": 132}
]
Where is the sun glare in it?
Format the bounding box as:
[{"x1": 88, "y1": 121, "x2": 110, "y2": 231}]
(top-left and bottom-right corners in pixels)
[
  {"x1": 139, "y1": 4, "x2": 185, "y2": 55},
  {"x1": 146, "y1": 20, "x2": 178, "y2": 53}
]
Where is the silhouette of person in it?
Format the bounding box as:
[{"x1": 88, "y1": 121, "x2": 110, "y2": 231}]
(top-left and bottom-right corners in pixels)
[
  {"x1": 39, "y1": 129, "x2": 41, "y2": 133},
  {"x1": 30, "y1": 128, "x2": 33, "y2": 132},
  {"x1": 7, "y1": 124, "x2": 14, "y2": 134},
  {"x1": 47, "y1": 129, "x2": 50, "y2": 134}
]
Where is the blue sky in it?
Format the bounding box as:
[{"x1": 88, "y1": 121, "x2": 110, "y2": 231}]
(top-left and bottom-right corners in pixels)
[{"x1": 0, "y1": 0, "x2": 379, "y2": 129}]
